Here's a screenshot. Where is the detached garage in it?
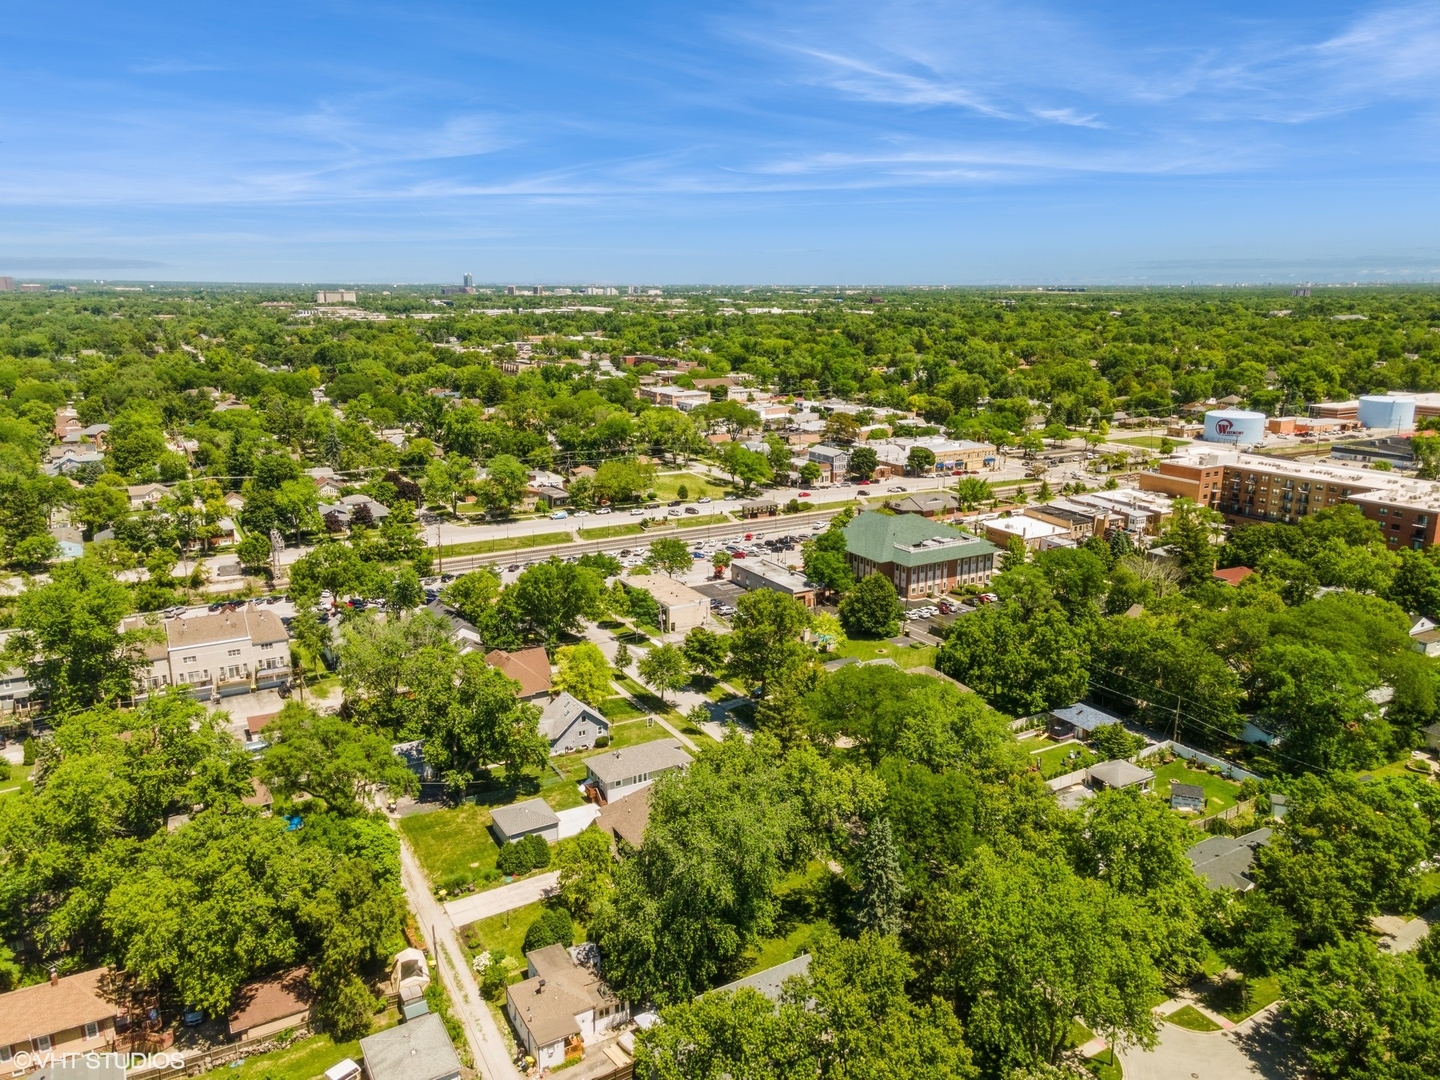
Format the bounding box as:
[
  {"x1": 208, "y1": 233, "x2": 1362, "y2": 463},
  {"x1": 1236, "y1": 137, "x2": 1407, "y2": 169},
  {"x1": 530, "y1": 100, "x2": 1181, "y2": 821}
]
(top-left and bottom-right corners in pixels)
[{"x1": 489, "y1": 798, "x2": 561, "y2": 846}]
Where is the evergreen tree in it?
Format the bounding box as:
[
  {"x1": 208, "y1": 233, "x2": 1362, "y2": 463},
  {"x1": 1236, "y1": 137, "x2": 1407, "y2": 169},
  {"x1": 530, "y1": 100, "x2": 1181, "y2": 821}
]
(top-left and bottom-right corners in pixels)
[{"x1": 856, "y1": 817, "x2": 907, "y2": 936}]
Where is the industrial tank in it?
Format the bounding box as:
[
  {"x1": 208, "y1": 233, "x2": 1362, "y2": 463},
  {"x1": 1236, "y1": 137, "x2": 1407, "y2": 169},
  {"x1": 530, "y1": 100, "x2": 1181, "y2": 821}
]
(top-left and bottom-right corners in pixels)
[
  {"x1": 1357, "y1": 394, "x2": 1416, "y2": 430},
  {"x1": 1202, "y1": 408, "x2": 1266, "y2": 445}
]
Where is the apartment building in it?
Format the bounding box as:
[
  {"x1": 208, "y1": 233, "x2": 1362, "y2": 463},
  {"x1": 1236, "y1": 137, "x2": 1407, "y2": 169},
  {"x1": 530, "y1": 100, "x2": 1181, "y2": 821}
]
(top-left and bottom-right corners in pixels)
[
  {"x1": 125, "y1": 604, "x2": 291, "y2": 699},
  {"x1": 635, "y1": 385, "x2": 711, "y2": 411},
  {"x1": 1140, "y1": 446, "x2": 1440, "y2": 549}
]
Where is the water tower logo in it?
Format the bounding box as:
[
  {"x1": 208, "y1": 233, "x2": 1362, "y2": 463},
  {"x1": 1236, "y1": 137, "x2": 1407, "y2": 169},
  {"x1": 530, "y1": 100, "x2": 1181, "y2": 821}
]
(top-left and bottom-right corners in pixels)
[{"x1": 1214, "y1": 418, "x2": 1235, "y2": 435}]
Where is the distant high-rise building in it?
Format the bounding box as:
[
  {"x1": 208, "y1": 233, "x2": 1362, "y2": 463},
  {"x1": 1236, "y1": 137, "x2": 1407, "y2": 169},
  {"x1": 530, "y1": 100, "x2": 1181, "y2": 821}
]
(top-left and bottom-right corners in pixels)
[
  {"x1": 627, "y1": 285, "x2": 639, "y2": 295},
  {"x1": 0, "y1": 276, "x2": 13, "y2": 292},
  {"x1": 532, "y1": 285, "x2": 544, "y2": 296},
  {"x1": 463, "y1": 273, "x2": 473, "y2": 288},
  {"x1": 505, "y1": 285, "x2": 517, "y2": 296},
  {"x1": 315, "y1": 290, "x2": 356, "y2": 303},
  {"x1": 1292, "y1": 287, "x2": 1311, "y2": 297}
]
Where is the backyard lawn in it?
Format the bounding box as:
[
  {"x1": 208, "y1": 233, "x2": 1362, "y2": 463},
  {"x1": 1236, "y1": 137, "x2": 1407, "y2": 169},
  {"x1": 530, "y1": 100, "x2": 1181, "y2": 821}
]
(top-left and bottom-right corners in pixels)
[
  {"x1": 398, "y1": 803, "x2": 501, "y2": 888},
  {"x1": 738, "y1": 861, "x2": 842, "y2": 977},
  {"x1": 1152, "y1": 760, "x2": 1243, "y2": 815},
  {"x1": 832, "y1": 636, "x2": 937, "y2": 669},
  {"x1": 1031, "y1": 742, "x2": 1097, "y2": 779},
  {"x1": 222, "y1": 1008, "x2": 397, "y2": 1080},
  {"x1": 461, "y1": 899, "x2": 588, "y2": 965},
  {"x1": 598, "y1": 696, "x2": 647, "y2": 722},
  {"x1": 0, "y1": 763, "x2": 33, "y2": 799}
]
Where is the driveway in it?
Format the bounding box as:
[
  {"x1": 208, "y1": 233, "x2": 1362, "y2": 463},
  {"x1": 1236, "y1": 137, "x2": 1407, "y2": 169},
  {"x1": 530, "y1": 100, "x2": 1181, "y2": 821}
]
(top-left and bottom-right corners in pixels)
[
  {"x1": 1118, "y1": 1006, "x2": 1298, "y2": 1080},
  {"x1": 445, "y1": 871, "x2": 560, "y2": 926}
]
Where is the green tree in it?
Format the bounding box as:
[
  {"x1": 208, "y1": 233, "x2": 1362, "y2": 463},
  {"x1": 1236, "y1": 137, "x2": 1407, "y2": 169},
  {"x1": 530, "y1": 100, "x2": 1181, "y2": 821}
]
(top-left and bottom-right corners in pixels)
[
  {"x1": 727, "y1": 589, "x2": 811, "y2": 698},
  {"x1": 476, "y1": 453, "x2": 528, "y2": 515},
  {"x1": 954, "y1": 476, "x2": 993, "y2": 509},
  {"x1": 258, "y1": 703, "x2": 419, "y2": 813},
  {"x1": 855, "y1": 817, "x2": 906, "y2": 936},
  {"x1": 1212, "y1": 890, "x2": 1296, "y2": 1005},
  {"x1": 638, "y1": 643, "x2": 691, "y2": 704},
  {"x1": 1089, "y1": 723, "x2": 1144, "y2": 760},
  {"x1": 937, "y1": 600, "x2": 1089, "y2": 715},
  {"x1": 441, "y1": 567, "x2": 502, "y2": 627},
  {"x1": 801, "y1": 517, "x2": 856, "y2": 595},
  {"x1": 555, "y1": 827, "x2": 616, "y2": 916},
  {"x1": 719, "y1": 443, "x2": 773, "y2": 492},
  {"x1": 799, "y1": 461, "x2": 823, "y2": 487},
  {"x1": 907, "y1": 446, "x2": 937, "y2": 474},
  {"x1": 523, "y1": 906, "x2": 574, "y2": 952},
  {"x1": 1282, "y1": 938, "x2": 1440, "y2": 1080},
  {"x1": 236, "y1": 531, "x2": 272, "y2": 571},
  {"x1": 647, "y1": 537, "x2": 692, "y2": 577},
  {"x1": 552, "y1": 642, "x2": 612, "y2": 705},
  {"x1": 682, "y1": 626, "x2": 729, "y2": 679},
  {"x1": 919, "y1": 848, "x2": 1162, "y2": 1070},
  {"x1": 387, "y1": 565, "x2": 424, "y2": 611},
  {"x1": 498, "y1": 559, "x2": 604, "y2": 646},
  {"x1": 848, "y1": 445, "x2": 879, "y2": 479},
  {"x1": 1163, "y1": 498, "x2": 1221, "y2": 588},
  {"x1": 6, "y1": 560, "x2": 153, "y2": 710},
  {"x1": 838, "y1": 573, "x2": 904, "y2": 637}
]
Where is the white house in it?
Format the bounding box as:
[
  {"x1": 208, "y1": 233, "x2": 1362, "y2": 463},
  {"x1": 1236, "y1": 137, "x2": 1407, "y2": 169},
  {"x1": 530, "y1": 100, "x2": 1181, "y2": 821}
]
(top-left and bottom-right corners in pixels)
[
  {"x1": 538, "y1": 693, "x2": 609, "y2": 756},
  {"x1": 583, "y1": 739, "x2": 692, "y2": 804},
  {"x1": 505, "y1": 944, "x2": 629, "y2": 1070}
]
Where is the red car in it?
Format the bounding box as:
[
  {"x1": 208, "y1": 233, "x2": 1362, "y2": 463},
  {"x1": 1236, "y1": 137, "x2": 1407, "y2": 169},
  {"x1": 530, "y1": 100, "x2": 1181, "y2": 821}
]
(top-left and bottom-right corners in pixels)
[
  {"x1": 858, "y1": 479, "x2": 871, "y2": 485},
  {"x1": 798, "y1": 491, "x2": 811, "y2": 498},
  {"x1": 733, "y1": 551, "x2": 747, "y2": 558}
]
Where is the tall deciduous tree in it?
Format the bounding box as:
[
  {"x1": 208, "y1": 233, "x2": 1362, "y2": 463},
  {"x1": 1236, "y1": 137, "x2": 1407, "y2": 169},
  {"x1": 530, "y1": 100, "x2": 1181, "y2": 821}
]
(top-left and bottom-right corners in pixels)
[
  {"x1": 638, "y1": 643, "x2": 690, "y2": 704},
  {"x1": 258, "y1": 703, "x2": 419, "y2": 813},
  {"x1": 647, "y1": 537, "x2": 692, "y2": 577},
  {"x1": 839, "y1": 572, "x2": 904, "y2": 638},
  {"x1": 727, "y1": 589, "x2": 811, "y2": 698},
  {"x1": 552, "y1": 642, "x2": 613, "y2": 705}
]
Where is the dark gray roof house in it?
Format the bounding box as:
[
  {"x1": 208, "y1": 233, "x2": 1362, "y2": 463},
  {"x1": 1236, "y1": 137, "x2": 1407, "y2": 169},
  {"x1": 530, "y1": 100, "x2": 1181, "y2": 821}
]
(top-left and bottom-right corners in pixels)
[
  {"x1": 1186, "y1": 828, "x2": 1273, "y2": 892},
  {"x1": 1087, "y1": 759, "x2": 1154, "y2": 792},
  {"x1": 359, "y1": 1013, "x2": 461, "y2": 1080},
  {"x1": 1049, "y1": 702, "x2": 1125, "y2": 740},
  {"x1": 489, "y1": 798, "x2": 561, "y2": 846},
  {"x1": 584, "y1": 739, "x2": 693, "y2": 803}
]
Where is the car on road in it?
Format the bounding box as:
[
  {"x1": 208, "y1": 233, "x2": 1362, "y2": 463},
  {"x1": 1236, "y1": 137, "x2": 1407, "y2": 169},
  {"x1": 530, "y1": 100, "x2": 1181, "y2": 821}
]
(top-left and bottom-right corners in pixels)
[
  {"x1": 550, "y1": 510, "x2": 568, "y2": 520},
  {"x1": 798, "y1": 491, "x2": 811, "y2": 497},
  {"x1": 697, "y1": 496, "x2": 712, "y2": 503},
  {"x1": 629, "y1": 507, "x2": 645, "y2": 516},
  {"x1": 595, "y1": 506, "x2": 612, "y2": 515},
  {"x1": 667, "y1": 508, "x2": 682, "y2": 517},
  {"x1": 888, "y1": 486, "x2": 906, "y2": 493},
  {"x1": 684, "y1": 505, "x2": 700, "y2": 514},
  {"x1": 507, "y1": 563, "x2": 520, "y2": 572}
]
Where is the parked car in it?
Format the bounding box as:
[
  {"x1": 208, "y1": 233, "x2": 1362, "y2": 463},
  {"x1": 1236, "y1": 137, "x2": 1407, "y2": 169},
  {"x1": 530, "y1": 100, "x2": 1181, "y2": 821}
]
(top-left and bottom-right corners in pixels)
[
  {"x1": 668, "y1": 499, "x2": 682, "y2": 507},
  {"x1": 684, "y1": 505, "x2": 700, "y2": 514},
  {"x1": 888, "y1": 486, "x2": 906, "y2": 493},
  {"x1": 182, "y1": 1007, "x2": 206, "y2": 1027},
  {"x1": 550, "y1": 510, "x2": 569, "y2": 520}
]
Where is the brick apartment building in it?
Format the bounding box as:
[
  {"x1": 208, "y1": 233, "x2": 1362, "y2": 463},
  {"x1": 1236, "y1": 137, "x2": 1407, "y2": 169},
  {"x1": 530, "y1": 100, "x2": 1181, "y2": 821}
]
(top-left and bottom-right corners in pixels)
[{"x1": 1140, "y1": 447, "x2": 1440, "y2": 551}]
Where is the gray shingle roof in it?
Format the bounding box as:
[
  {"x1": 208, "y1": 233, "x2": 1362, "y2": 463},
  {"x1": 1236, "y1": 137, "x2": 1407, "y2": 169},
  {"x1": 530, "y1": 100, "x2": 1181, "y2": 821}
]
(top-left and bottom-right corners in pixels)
[
  {"x1": 584, "y1": 739, "x2": 693, "y2": 785},
  {"x1": 1051, "y1": 703, "x2": 1124, "y2": 733},
  {"x1": 359, "y1": 1013, "x2": 462, "y2": 1080},
  {"x1": 538, "y1": 693, "x2": 606, "y2": 741},
  {"x1": 489, "y1": 798, "x2": 560, "y2": 838},
  {"x1": 712, "y1": 954, "x2": 812, "y2": 1003},
  {"x1": 1186, "y1": 827, "x2": 1273, "y2": 891},
  {"x1": 1087, "y1": 759, "x2": 1154, "y2": 789}
]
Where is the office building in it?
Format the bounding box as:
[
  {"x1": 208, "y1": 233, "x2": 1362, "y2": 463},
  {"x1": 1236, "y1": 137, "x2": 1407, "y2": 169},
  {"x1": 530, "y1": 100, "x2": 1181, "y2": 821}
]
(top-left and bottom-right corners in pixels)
[{"x1": 843, "y1": 510, "x2": 998, "y2": 598}]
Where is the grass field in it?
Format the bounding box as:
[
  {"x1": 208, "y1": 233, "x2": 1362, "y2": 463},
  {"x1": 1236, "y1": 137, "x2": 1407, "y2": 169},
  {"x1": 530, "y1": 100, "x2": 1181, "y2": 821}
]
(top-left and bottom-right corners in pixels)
[
  {"x1": 577, "y1": 522, "x2": 646, "y2": 540},
  {"x1": 0, "y1": 763, "x2": 33, "y2": 799},
  {"x1": 1203, "y1": 975, "x2": 1282, "y2": 1023},
  {"x1": 1166, "y1": 1005, "x2": 1221, "y2": 1032},
  {"x1": 398, "y1": 803, "x2": 502, "y2": 888},
  {"x1": 648, "y1": 472, "x2": 723, "y2": 501},
  {"x1": 221, "y1": 1008, "x2": 398, "y2": 1080},
  {"x1": 598, "y1": 696, "x2": 647, "y2": 721},
  {"x1": 1115, "y1": 436, "x2": 1189, "y2": 449},
  {"x1": 831, "y1": 636, "x2": 937, "y2": 668},
  {"x1": 439, "y1": 530, "x2": 573, "y2": 558},
  {"x1": 1153, "y1": 759, "x2": 1243, "y2": 815}
]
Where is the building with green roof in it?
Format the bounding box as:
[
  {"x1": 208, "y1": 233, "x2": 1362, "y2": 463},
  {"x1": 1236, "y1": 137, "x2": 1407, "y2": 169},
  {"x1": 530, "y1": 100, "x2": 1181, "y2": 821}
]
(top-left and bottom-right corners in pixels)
[{"x1": 842, "y1": 510, "x2": 999, "y2": 598}]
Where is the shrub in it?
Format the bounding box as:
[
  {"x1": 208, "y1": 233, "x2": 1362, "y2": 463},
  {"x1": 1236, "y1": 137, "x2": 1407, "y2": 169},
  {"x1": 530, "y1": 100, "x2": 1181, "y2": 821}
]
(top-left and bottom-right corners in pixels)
[
  {"x1": 1090, "y1": 723, "x2": 1145, "y2": 761},
  {"x1": 495, "y1": 841, "x2": 527, "y2": 877},
  {"x1": 522, "y1": 907, "x2": 575, "y2": 954},
  {"x1": 593, "y1": 734, "x2": 611, "y2": 748},
  {"x1": 518, "y1": 832, "x2": 551, "y2": 870},
  {"x1": 480, "y1": 960, "x2": 510, "y2": 1000},
  {"x1": 496, "y1": 832, "x2": 553, "y2": 876},
  {"x1": 21, "y1": 738, "x2": 35, "y2": 766}
]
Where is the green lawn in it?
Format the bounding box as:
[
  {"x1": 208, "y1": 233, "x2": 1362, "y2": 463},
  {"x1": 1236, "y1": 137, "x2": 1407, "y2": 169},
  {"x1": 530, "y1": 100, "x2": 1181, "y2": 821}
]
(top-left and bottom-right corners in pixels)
[
  {"x1": 461, "y1": 899, "x2": 588, "y2": 966},
  {"x1": 439, "y1": 530, "x2": 573, "y2": 558},
  {"x1": 598, "y1": 696, "x2": 647, "y2": 721},
  {"x1": 1115, "y1": 436, "x2": 1189, "y2": 449},
  {"x1": 1032, "y1": 742, "x2": 1097, "y2": 779},
  {"x1": 738, "y1": 861, "x2": 841, "y2": 977},
  {"x1": 1359, "y1": 756, "x2": 1434, "y2": 781},
  {"x1": 221, "y1": 1010, "x2": 396, "y2": 1080},
  {"x1": 832, "y1": 636, "x2": 937, "y2": 669},
  {"x1": 648, "y1": 472, "x2": 722, "y2": 501},
  {"x1": 577, "y1": 522, "x2": 646, "y2": 540},
  {"x1": 0, "y1": 763, "x2": 33, "y2": 799},
  {"x1": 1166, "y1": 1005, "x2": 1221, "y2": 1032},
  {"x1": 1203, "y1": 974, "x2": 1283, "y2": 1023},
  {"x1": 398, "y1": 803, "x2": 502, "y2": 889},
  {"x1": 1153, "y1": 760, "x2": 1242, "y2": 815}
]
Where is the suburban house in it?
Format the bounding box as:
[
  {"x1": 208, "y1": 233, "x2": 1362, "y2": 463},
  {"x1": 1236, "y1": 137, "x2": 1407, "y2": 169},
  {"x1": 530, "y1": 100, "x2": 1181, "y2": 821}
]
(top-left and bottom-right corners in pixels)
[
  {"x1": 484, "y1": 646, "x2": 552, "y2": 700},
  {"x1": 505, "y1": 944, "x2": 629, "y2": 1070},
  {"x1": 584, "y1": 739, "x2": 693, "y2": 804},
  {"x1": 1170, "y1": 782, "x2": 1207, "y2": 813},
  {"x1": 620, "y1": 575, "x2": 707, "y2": 633},
  {"x1": 48, "y1": 527, "x2": 84, "y2": 560},
  {"x1": 728, "y1": 559, "x2": 818, "y2": 607},
  {"x1": 885, "y1": 492, "x2": 961, "y2": 520},
  {"x1": 424, "y1": 601, "x2": 485, "y2": 655},
  {"x1": 125, "y1": 483, "x2": 170, "y2": 511},
  {"x1": 710, "y1": 954, "x2": 812, "y2": 1003},
  {"x1": 596, "y1": 787, "x2": 650, "y2": 848},
  {"x1": 532, "y1": 485, "x2": 569, "y2": 509},
  {"x1": 359, "y1": 1013, "x2": 462, "y2": 1080},
  {"x1": 318, "y1": 494, "x2": 391, "y2": 528},
  {"x1": 124, "y1": 604, "x2": 291, "y2": 699},
  {"x1": 538, "y1": 693, "x2": 609, "y2": 755},
  {"x1": 1186, "y1": 828, "x2": 1273, "y2": 892},
  {"x1": 1087, "y1": 759, "x2": 1154, "y2": 793},
  {"x1": 1047, "y1": 703, "x2": 1126, "y2": 741},
  {"x1": 227, "y1": 967, "x2": 313, "y2": 1040},
  {"x1": 0, "y1": 968, "x2": 124, "y2": 1071},
  {"x1": 43, "y1": 447, "x2": 104, "y2": 476},
  {"x1": 489, "y1": 798, "x2": 561, "y2": 846},
  {"x1": 842, "y1": 511, "x2": 999, "y2": 599}
]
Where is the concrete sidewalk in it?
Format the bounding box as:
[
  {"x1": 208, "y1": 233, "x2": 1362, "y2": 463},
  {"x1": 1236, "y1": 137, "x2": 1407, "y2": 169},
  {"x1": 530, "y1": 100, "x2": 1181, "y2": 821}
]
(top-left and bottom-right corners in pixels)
[{"x1": 445, "y1": 871, "x2": 560, "y2": 926}]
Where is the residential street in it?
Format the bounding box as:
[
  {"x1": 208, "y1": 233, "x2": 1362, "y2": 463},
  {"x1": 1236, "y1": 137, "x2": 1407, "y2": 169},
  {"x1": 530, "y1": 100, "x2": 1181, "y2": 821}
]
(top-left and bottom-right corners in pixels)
[{"x1": 396, "y1": 827, "x2": 522, "y2": 1080}]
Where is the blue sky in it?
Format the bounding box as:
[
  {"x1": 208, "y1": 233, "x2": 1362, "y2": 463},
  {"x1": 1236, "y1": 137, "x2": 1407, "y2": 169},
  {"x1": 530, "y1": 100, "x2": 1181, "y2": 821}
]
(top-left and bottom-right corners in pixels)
[{"x1": 2, "y1": 1, "x2": 1439, "y2": 284}]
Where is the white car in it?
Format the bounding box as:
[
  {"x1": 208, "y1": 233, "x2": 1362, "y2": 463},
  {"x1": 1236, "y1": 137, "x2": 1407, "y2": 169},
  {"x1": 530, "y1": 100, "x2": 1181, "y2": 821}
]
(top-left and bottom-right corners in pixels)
[
  {"x1": 629, "y1": 508, "x2": 645, "y2": 516},
  {"x1": 697, "y1": 496, "x2": 712, "y2": 504},
  {"x1": 596, "y1": 507, "x2": 612, "y2": 515}
]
